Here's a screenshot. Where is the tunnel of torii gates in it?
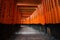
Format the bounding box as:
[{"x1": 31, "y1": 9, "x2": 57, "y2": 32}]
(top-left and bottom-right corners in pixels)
[{"x1": 0, "y1": 0, "x2": 60, "y2": 25}]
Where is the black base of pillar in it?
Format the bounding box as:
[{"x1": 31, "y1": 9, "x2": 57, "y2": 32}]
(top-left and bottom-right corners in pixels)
[
  {"x1": 44, "y1": 23, "x2": 60, "y2": 39},
  {"x1": 0, "y1": 24, "x2": 21, "y2": 40}
]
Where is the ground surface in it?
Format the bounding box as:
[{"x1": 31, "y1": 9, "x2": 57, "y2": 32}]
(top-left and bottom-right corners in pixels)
[{"x1": 9, "y1": 25, "x2": 57, "y2": 40}]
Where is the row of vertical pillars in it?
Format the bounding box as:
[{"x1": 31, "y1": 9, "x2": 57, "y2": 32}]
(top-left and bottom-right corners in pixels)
[{"x1": 43, "y1": 0, "x2": 60, "y2": 24}]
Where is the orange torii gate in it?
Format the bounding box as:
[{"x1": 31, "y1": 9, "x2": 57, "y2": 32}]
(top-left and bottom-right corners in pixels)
[
  {"x1": 42, "y1": 0, "x2": 60, "y2": 37},
  {"x1": 0, "y1": 0, "x2": 21, "y2": 24},
  {"x1": 21, "y1": 5, "x2": 45, "y2": 24},
  {"x1": 22, "y1": 0, "x2": 60, "y2": 24},
  {"x1": 43, "y1": 0, "x2": 60, "y2": 24},
  {"x1": 0, "y1": 0, "x2": 60, "y2": 24}
]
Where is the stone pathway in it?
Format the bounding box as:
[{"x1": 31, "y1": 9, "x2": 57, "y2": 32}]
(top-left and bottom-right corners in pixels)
[{"x1": 9, "y1": 25, "x2": 57, "y2": 40}]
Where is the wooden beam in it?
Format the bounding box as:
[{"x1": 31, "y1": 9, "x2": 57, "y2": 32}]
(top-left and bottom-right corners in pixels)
[{"x1": 16, "y1": 3, "x2": 38, "y2": 7}]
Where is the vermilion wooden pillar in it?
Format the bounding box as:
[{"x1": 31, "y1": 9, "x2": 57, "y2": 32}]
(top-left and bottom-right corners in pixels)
[
  {"x1": 0, "y1": 0, "x2": 21, "y2": 24},
  {"x1": 0, "y1": 0, "x2": 2, "y2": 23},
  {"x1": 43, "y1": 0, "x2": 60, "y2": 24}
]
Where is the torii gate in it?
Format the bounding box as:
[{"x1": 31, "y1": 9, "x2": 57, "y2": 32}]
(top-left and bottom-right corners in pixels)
[
  {"x1": 21, "y1": 0, "x2": 60, "y2": 25},
  {"x1": 43, "y1": 0, "x2": 60, "y2": 24},
  {"x1": 0, "y1": 0, "x2": 60, "y2": 24},
  {"x1": 21, "y1": 4, "x2": 45, "y2": 25}
]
